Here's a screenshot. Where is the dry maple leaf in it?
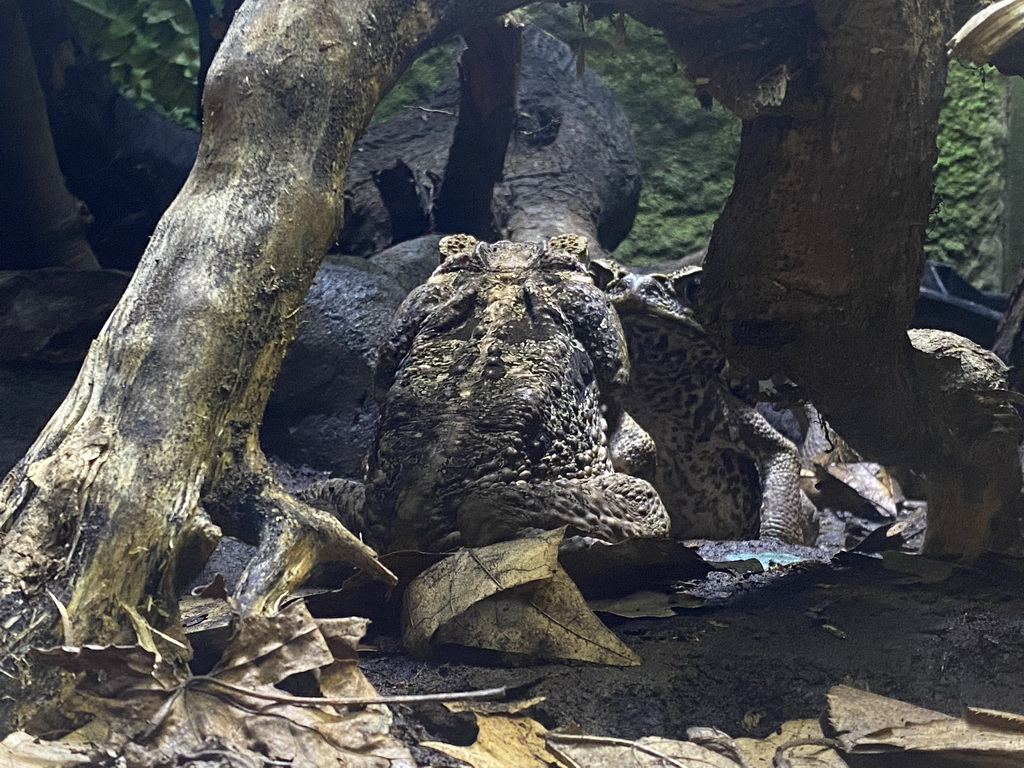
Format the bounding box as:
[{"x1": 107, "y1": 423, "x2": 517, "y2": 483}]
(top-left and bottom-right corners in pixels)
[{"x1": 26, "y1": 601, "x2": 415, "y2": 767}]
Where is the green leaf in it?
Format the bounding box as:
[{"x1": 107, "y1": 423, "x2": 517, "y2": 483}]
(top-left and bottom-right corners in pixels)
[
  {"x1": 131, "y1": 34, "x2": 162, "y2": 52},
  {"x1": 65, "y1": 0, "x2": 119, "y2": 21},
  {"x1": 143, "y1": 8, "x2": 177, "y2": 23},
  {"x1": 106, "y1": 14, "x2": 136, "y2": 37},
  {"x1": 97, "y1": 36, "x2": 133, "y2": 60},
  {"x1": 169, "y1": 17, "x2": 195, "y2": 35}
]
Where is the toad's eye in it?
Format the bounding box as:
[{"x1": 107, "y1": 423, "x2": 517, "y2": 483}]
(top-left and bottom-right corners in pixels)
[
  {"x1": 673, "y1": 273, "x2": 701, "y2": 306},
  {"x1": 588, "y1": 260, "x2": 620, "y2": 290}
]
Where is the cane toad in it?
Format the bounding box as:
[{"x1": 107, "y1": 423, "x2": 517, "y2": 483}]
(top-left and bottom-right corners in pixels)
[
  {"x1": 593, "y1": 261, "x2": 817, "y2": 545},
  {"x1": 304, "y1": 235, "x2": 670, "y2": 552}
]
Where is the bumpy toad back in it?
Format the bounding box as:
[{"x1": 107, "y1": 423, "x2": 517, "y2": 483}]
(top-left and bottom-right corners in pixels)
[{"x1": 363, "y1": 235, "x2": 669, "y2": 551}]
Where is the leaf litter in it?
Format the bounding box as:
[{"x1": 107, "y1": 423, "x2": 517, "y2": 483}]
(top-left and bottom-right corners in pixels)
[
  {"x1": 7, "y1": 602, "x2": 420, "y2": 767},
  {"x1": 11, "y1": 449, "x2": 1024, "y2": 766}
]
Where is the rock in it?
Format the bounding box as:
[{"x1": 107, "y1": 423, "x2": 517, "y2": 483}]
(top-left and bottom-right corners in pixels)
[
  {"x1": 261, "y1": 236, "x2": 442, "y2": 476},
  {"x1": 0, "y1": 268, "x2": 130, "y2": 364},
  {"x1": 336, "y1": 26, "x2": 640, "y2": 255}
]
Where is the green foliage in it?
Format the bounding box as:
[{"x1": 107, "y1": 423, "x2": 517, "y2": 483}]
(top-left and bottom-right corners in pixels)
[
  {"x1": 929, "y1": 63, "x2": 1008, "y2": 290},
  {"x1": 64, "y1": 0, "x2": 1006, "y2": 287},
  {"x1": 372, "y1": 44, "x2": 457, "y2": 124},
  {"x1": 66, "y1": 0, "x2": 199, "y2": 129},
  {"x1": 521, "y1": 5, "x2": 740, "y2": 265}
]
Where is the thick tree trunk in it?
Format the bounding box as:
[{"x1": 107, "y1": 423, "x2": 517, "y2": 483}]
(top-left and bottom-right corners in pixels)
[
  {"x1": 683, "y1": 0, "x2": 1024, "y2": 560},
  {"x1": 0, "y1": 0, "x2": 518, "y2": 734},
  {"x1": 995, "y1": 266, "x2": 1024, "y2": 391}
]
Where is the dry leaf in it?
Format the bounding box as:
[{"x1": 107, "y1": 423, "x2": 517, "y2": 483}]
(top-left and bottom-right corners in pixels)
[
  {"x1": 828, "y1": 684, "x2": 1024, "y2": 766},
  {"x1": 436, "y1": 566, "x2": 640, "y2": 665},
  {"x1": 163, "y1": 603, "x2": 413, "y2": 766},
  {"x1": 30, "y1": 642, "x2": 182, "y2": 741},
  {"x1": 424, "y1": 712, "x2": 550, "y2": 768},
  {"x1": 735, "y1": 718, "x2": 847, "y2": 768},
  {"x1": 589, "y1": 590, "x2": 705, "y2": 618},
  {"x1": 317, "y1": 617, "x2": 379, "y2": 699},
  {"x1": 808, "y1": 462, "x2": 900, "y2": 523},
  {"x1": 828, "y1": 684, "x2": 954, "y2": 739},
  {"x1": 211, "y1": 599, "x2": 336, "y2": 685},
  {"x1": 29, "y1": 643, "x2": 173, "y2": 686},
  {"x1": 28, "y1": 601, "x2": 414, "y2": 767},
  {"x1": 965, "y1": 707, "x2": 1024, "y2": 733},
  {"x1": 824, "y1": 463, "x2": 901, "y2": 517},
  {"x1": 404, "y1": 530, "x2": 639, "y2": 665},
  {"x1": 0, "y1": 731, "x2": 94, "y2": 767},
  {"x1": 546, "y1": 732, "x2": 743, "y2": 767},
  {"x1": 403, "y1": 529, "x2": 562, "y2": 657}
]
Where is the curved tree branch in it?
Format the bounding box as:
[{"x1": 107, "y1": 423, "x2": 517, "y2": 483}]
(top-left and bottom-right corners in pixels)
[{"x1": 0, "y1": 0, "x2": 520, "y2": 734}]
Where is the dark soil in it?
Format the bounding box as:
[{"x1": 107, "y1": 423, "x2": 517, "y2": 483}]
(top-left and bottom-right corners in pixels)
[{"x1": 353, "y1": 548, "x2": 1024, "y2": 765}]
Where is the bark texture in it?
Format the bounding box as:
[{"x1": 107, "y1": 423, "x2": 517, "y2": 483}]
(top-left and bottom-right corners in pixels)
[
  {"x1": 995, "y1": 265, "x2": 1024, "y2": 392},
  {"x1": 683, "y1": 0, "x2": 1023, "y2": 559},
  {"x1": 433, "y1": 19, "x2": 522, "y2": 239}
]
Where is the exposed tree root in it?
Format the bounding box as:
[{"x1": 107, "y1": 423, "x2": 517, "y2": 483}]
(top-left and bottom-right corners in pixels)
[{"x1": 231, "y1": 480, "x2": 396, "y2": 616}]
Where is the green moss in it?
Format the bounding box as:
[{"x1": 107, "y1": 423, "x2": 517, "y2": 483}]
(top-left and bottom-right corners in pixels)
[
  {"x1": 522, "y1": 5, "x2": 740, "y2": 265},
  {"x1": 372, "y1": 44, "x2": 457, "y2": 124},
  {"x1": 929, "y1": 62, "x2": 1008, "y2": 290}
]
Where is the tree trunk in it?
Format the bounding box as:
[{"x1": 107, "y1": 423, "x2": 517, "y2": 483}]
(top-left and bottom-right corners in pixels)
[
  {"x1": 0, "y1": 0, "x2": 520, "y2": 734},
  {"x1": 676, "y1": 0, "x2": 1024, "y2": 560},
  {"x1": 434, "y1": 20, "x2": 522, "y2": 239},
  {"x1": 994, "y1": 265, "x2": 1024, "y2": 392}
]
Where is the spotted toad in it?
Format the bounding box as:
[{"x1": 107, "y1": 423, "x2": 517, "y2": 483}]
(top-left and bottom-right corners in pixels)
[{"x1": 594, "y1": 261, "x2": 817, "y2": 545}]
